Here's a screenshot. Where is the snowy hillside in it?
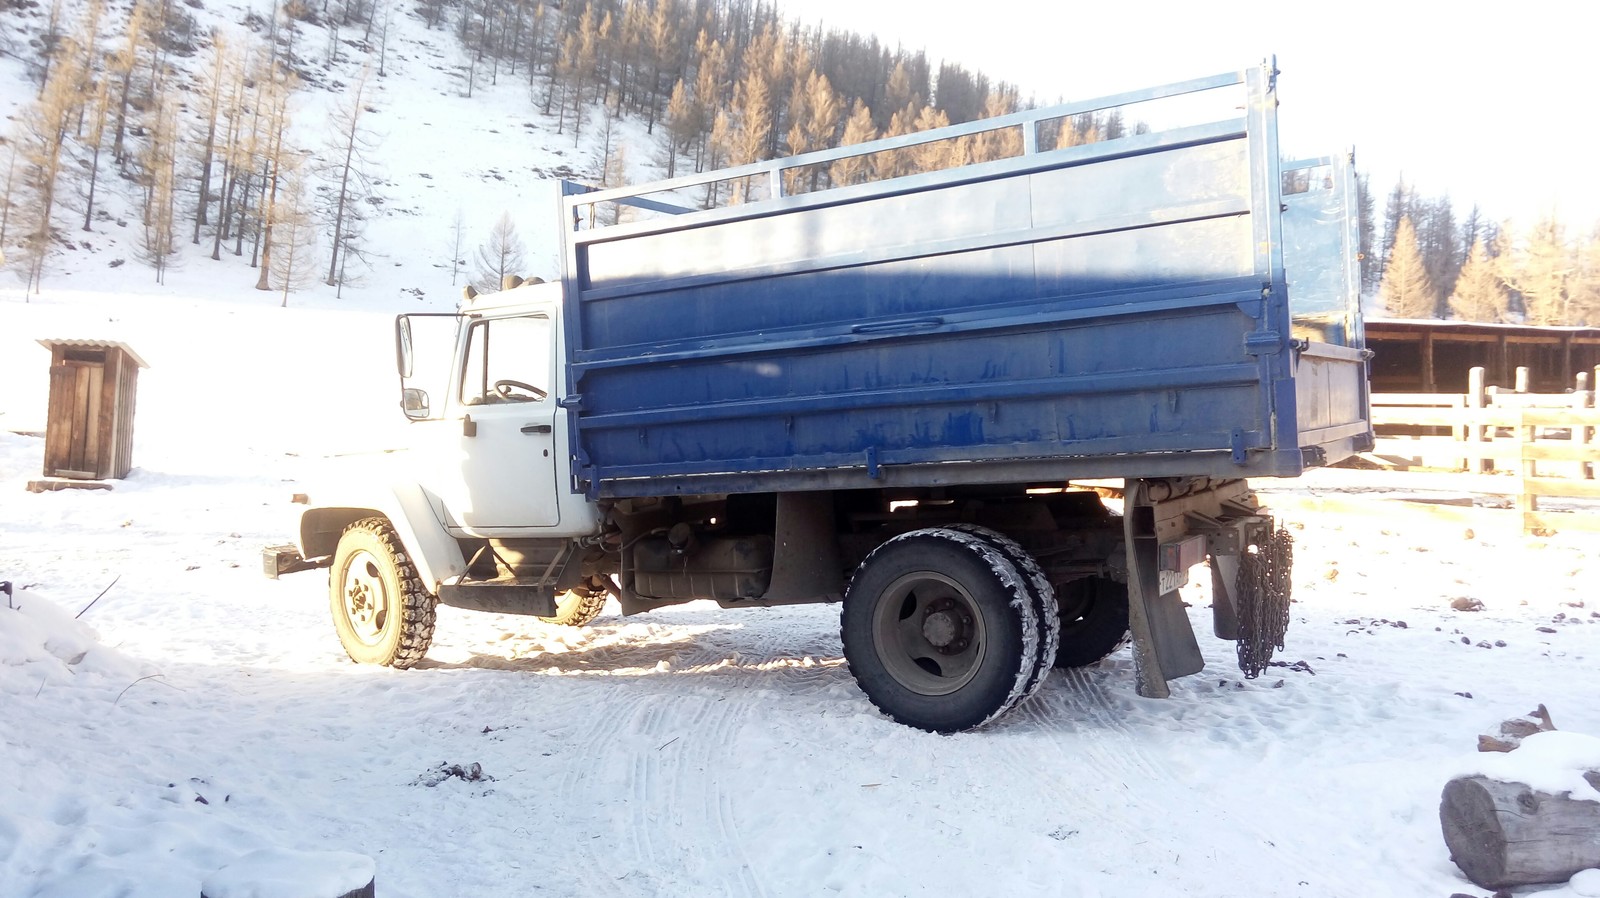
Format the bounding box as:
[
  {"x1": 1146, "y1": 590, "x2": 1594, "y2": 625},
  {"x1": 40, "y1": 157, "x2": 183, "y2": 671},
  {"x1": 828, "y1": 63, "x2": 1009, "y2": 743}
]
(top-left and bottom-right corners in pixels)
[
  {"x1": 0, "y1": 0, "x2": 664, "y2": 439},
  {"x1": 0, "y1": 0, "x2": 659, "y2": 313}
]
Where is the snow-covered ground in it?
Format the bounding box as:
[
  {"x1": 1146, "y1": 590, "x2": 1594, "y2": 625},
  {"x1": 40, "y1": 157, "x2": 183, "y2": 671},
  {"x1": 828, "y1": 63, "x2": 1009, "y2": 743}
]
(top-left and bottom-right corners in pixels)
[
  {"x1": 4, "y1": 4, "x2": 1600, "y2": 897},
  {"x1": 3, "y1": 389, "x2": 1599, "y2": 897}
]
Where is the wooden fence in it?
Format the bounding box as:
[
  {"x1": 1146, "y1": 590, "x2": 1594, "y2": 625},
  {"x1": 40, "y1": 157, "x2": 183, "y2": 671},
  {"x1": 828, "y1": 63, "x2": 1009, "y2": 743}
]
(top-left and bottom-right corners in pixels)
[{"x1": 1344, "y1": 365, "x2": 1600, "y2": 535}]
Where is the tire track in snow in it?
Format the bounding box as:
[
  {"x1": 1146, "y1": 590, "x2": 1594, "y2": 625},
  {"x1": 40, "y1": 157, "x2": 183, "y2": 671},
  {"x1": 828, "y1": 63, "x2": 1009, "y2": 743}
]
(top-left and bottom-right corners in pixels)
[
  {"x1": 606, "y1": 690, "x2": 762, "y2": 897},
  {"x1": 548, "y1": 687, "x2": 654, "y2": 898},
  {"x1": 987, "y1": 659, "x2": 1176, "y2": 837},
  {"x1": 680, "y1": 693, "x2": 763, "y2": 898},
  {"x1": 1001, "y1": 658, "x2": 1379, "y2": 894}
]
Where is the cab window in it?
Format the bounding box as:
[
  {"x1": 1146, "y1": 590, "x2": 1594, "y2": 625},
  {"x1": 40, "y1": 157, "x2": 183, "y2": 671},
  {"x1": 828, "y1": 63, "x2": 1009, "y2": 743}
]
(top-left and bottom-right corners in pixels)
[{"x1": 459, "y1": 315, "x2": 552, "y2": 405}]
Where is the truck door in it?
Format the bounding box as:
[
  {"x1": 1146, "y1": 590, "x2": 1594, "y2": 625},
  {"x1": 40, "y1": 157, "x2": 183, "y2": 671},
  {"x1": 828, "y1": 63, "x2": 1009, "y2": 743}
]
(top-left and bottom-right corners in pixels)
[{"x1": 431, "y1": 312, "x2": 560, "y2": 532}]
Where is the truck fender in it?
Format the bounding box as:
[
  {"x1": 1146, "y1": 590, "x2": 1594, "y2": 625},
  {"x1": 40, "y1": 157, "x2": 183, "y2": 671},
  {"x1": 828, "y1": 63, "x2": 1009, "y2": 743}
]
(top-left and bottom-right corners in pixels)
[{"x1": 297, "y1": 484, "x2": 465, "y2": 594}]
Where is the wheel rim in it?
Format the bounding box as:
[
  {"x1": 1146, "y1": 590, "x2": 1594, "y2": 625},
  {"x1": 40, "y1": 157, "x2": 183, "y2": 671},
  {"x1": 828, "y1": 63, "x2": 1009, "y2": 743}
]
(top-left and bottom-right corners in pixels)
[
  {"x1": 340, "y1": 549, "x2": 391, "y2": 646},
  {"x1": 871, "y1": 571, "x2": 987, "y2": 696}
]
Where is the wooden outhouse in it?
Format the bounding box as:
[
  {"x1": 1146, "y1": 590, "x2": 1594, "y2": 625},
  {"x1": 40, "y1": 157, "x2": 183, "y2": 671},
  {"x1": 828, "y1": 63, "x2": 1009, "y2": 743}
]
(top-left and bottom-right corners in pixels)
[{"x1": 37, "y1": 339, "x2": 149, "y2": 480}]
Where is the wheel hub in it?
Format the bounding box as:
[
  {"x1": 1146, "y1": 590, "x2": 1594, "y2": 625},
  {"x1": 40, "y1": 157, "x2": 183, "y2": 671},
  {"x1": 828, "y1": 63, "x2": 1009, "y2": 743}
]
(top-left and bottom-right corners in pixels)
[
  {"x1": 871, "y1": 571, "x2": 987, "y2": 696},
  {"x1": 341, "y1": 552, "x2": 389, "y2": 645},
  {"x1": 920, "y1": 598, "x2": 973, "y2": 654}
]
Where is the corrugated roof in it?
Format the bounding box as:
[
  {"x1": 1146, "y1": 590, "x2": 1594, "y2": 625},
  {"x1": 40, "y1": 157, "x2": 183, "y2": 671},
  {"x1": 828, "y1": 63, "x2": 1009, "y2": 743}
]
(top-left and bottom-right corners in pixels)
[{"x1": 36, "y1": 339, "x2": 150, "y2": 368}]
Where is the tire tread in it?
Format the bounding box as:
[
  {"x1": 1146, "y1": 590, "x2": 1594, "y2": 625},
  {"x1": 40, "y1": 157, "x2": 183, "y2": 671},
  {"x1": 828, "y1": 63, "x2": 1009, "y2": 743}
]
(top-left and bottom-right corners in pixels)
[{"x1": 333, "y1": 518, "x2": 436, "y2": 669}]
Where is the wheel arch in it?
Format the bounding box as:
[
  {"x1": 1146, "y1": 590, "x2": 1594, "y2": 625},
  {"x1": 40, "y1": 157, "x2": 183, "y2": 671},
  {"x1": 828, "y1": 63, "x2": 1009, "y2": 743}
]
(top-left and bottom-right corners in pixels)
[{"x1": 298, "y1": 484, "x2": 466, "y2": 594}]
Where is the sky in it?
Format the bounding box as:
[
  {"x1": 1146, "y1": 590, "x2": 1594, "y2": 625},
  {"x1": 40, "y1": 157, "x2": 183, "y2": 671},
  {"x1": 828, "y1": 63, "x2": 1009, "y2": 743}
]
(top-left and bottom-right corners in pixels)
[{"x1": 778, "y1": 0, "x2": 1600, "y2": 232}]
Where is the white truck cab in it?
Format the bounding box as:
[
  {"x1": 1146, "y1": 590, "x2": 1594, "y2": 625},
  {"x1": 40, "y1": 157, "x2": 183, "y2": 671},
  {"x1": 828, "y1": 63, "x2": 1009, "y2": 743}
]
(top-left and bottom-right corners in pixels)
[
  {"x1": 266, "y1": 278, "x2": 613, "y2": 671},
  {"x1": 396, "y1": 280, "x2": 601, "y2": 540}
]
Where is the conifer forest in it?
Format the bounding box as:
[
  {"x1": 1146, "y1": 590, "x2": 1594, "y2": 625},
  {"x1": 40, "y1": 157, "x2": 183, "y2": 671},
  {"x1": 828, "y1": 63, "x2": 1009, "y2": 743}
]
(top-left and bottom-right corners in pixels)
[{"x1": 0, "y1": 0, "x2": 1596, "y2": 324}]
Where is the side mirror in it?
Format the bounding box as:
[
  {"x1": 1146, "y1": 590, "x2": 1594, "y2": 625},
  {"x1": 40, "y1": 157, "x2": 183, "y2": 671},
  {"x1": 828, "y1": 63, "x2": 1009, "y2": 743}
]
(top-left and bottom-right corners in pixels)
[
  {"x1": 401, "y1": 388, "x2": 430, "y2": 420},
  {"x1": 396, "y1": 316, "x2": 415, "y2": 378}
]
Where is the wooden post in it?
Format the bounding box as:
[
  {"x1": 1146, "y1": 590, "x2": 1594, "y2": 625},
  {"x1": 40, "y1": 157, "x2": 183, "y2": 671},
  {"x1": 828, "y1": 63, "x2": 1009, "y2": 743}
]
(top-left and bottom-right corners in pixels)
[
  {"x1": 1467, "y1": 367, "x2": 1487, "y2": 473},
  {"x1": 1584, "y1": 373, "x2": 1597, "y2": 481},
  {"x1": 1519, "y1": 405, "x2": 1538, "y2": 532},
  {"x1": 1421, "y1": 329, "x2": 1436, "y2": 392},
  {"x1": 1516, "y1": 366, "x2": 1530, "y2": 394}
]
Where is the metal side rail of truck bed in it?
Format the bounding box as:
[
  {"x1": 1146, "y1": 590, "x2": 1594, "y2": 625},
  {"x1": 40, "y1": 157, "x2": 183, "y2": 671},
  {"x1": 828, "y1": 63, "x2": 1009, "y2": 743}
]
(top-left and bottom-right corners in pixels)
[{"x1": 554, "y1": 58, "x2": 1370, "y2": 499}]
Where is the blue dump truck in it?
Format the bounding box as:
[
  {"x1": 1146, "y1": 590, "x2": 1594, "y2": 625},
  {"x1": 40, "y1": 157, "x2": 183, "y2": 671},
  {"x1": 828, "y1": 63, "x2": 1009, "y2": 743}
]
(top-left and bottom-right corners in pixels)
[{"x1": 268, "y1": 60, "x2": 1370, "y2": 732}]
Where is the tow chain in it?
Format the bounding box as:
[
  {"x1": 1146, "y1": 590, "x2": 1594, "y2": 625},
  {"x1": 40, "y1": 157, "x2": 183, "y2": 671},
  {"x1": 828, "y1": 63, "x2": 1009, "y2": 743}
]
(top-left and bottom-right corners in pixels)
[{"x1": 1235, "y1": 526, "x2": 1294, "y2": 678}]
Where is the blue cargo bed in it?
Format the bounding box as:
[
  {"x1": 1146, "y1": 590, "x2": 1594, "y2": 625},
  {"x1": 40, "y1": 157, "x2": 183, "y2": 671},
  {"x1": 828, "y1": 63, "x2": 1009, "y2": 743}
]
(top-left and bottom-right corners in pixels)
[{"x1": 558, "y1": 62, "x2": 1370, "y2": 499}]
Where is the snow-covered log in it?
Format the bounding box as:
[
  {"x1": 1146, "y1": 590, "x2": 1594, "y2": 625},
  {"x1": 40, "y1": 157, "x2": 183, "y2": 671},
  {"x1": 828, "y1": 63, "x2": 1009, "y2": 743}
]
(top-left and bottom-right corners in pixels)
[
  {"x1": 201, "y1": 884, "x2": 373, "y2": 898},
  {"x1": 1440, "y1": 771, "x2": 1600, "y2": 889},
  {"x1": 199, "y1": 849, "x2": 375, "y2": 898}
]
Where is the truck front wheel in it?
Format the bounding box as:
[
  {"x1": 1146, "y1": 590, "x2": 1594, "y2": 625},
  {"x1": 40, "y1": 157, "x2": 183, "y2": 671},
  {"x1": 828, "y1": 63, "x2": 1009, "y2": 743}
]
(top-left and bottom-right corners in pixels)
[
  {"x1": 841, "y1": 528, "x2": 1040, "y2": 733},
  {"x1": 329, "y1": 518, "x2": 436, "y2": 669}
]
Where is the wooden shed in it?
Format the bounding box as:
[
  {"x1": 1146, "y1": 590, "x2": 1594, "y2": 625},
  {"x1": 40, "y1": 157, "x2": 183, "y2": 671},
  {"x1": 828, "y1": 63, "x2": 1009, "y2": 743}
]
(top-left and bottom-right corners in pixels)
[
  {"x1": 1367, "y1": 319, "x2": 1600, "y2": 393},
  {"x1": 37, "y1": 339, "x2": 149, "y2": 481}
]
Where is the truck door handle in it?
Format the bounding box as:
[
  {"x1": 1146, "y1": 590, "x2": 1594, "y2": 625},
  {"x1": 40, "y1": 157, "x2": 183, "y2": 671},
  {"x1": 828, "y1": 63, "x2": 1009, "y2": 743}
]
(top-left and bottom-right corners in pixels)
[
  {"x1": 521, "y1": 423, "x2": 553, "y2": 434},
  {"x1": 851, "y1": 316, "x2": 944, "y2": 335}
]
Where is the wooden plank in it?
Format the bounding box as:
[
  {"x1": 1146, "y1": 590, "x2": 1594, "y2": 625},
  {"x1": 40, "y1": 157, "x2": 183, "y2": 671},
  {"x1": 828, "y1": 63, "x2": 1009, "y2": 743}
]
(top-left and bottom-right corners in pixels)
[
  {"x1": 1492, "y1": 392, "x2": 1589, "y2": 409},
  {"x1": 1260, "y1": 494, "x2": 1512, "y2": 529},
  {"x1": 96, "y1": 354, "x2": 119, "y2": 479},
  {"x1": 1523, "y1": 442, "x2": 1600, "y2": 463},
  {"x1": 1372, "y1": 406, "x2": 1600, "y2": 428},
  {"x1": 68, "y1": 363, "x2": 93, "y2": 475},
  {"x1": 43, "y1": 366, "x2": 75, "y2": 476},
  {"x1": 83, "y1": 363, "x2": 104, "y2": 479},
  {"x1": 115, "y1": 361, "x2": 139, "y2": 478},
  {"x1": 1521, "y1": 408, "x2": 1600, "y2": 427},
  {"x1": 1468, "y1": 367, "x2": 1489, "y2": 473},
  {"x1": 1525, "y1": 477, "x2": 1600, "y2": 500},
  {"x1": 1369, "y1": 392, "x2": 1464, "y2": 406},
  {"x1": 1372, "y1": 436, "x2": 1520, "y2": 462},
  {"x1": 27, "y1": 479, "x2": 113, "y2": 493},
  {"x1": 1371, "y1": 407, "x2": 1522, "y2": 427},
  {"x1": 1264, "y1": 493, "x2": 1600, "y2": 537},
  {"x1": 1520, "y1": 417, "x2": 1538, "y2": 512}
]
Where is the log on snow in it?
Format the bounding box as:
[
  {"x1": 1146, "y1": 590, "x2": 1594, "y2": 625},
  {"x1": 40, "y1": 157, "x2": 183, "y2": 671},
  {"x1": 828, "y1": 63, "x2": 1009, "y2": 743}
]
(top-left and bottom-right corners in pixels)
[
  {"x1": 199, "y1": 848, "x2": 375, "y2": 898},
  {"x1": 202, "y1": 879, "x2": 373, "y2": 898},
  {"x1": 1440, "y1": 771, "x2": 1600, "y2": 889}
]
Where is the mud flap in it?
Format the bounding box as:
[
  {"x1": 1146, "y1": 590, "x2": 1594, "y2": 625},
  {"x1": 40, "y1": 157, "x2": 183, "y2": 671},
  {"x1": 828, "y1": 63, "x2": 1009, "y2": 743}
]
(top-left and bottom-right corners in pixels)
[{"x1": 1123, "y1": 480, "x2": 1205, "y2": 698}]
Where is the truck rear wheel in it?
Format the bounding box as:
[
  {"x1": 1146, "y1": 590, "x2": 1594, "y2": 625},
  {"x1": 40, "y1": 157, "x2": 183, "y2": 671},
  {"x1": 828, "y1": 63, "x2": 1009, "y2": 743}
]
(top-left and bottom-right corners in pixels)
[
  {"x1": 329, "y1": 518, "x2": 436, "y2": 669},
  {"x1": 943, "y1": 524, "x2": 1060, "y2": 703},
  {"x1": 1053, "y1": 575, "x2": 1130, "y2": 668},
  {"x1": 538, "y1": 588, "x2": 608, "y2": 627},
  {"x1": 841, "y1": 528, "x2": 1040, "y2": 733}
]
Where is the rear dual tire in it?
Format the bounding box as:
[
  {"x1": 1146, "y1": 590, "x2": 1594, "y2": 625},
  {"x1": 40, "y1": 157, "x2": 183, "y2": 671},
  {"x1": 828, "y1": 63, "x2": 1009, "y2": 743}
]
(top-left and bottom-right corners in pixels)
[
  {"x1": 1053, "y1": 575, "x2": 1130, "y2": 669},
  {"x1": 841, "y1": 527, "x2": 1058, "y2": 733}
]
